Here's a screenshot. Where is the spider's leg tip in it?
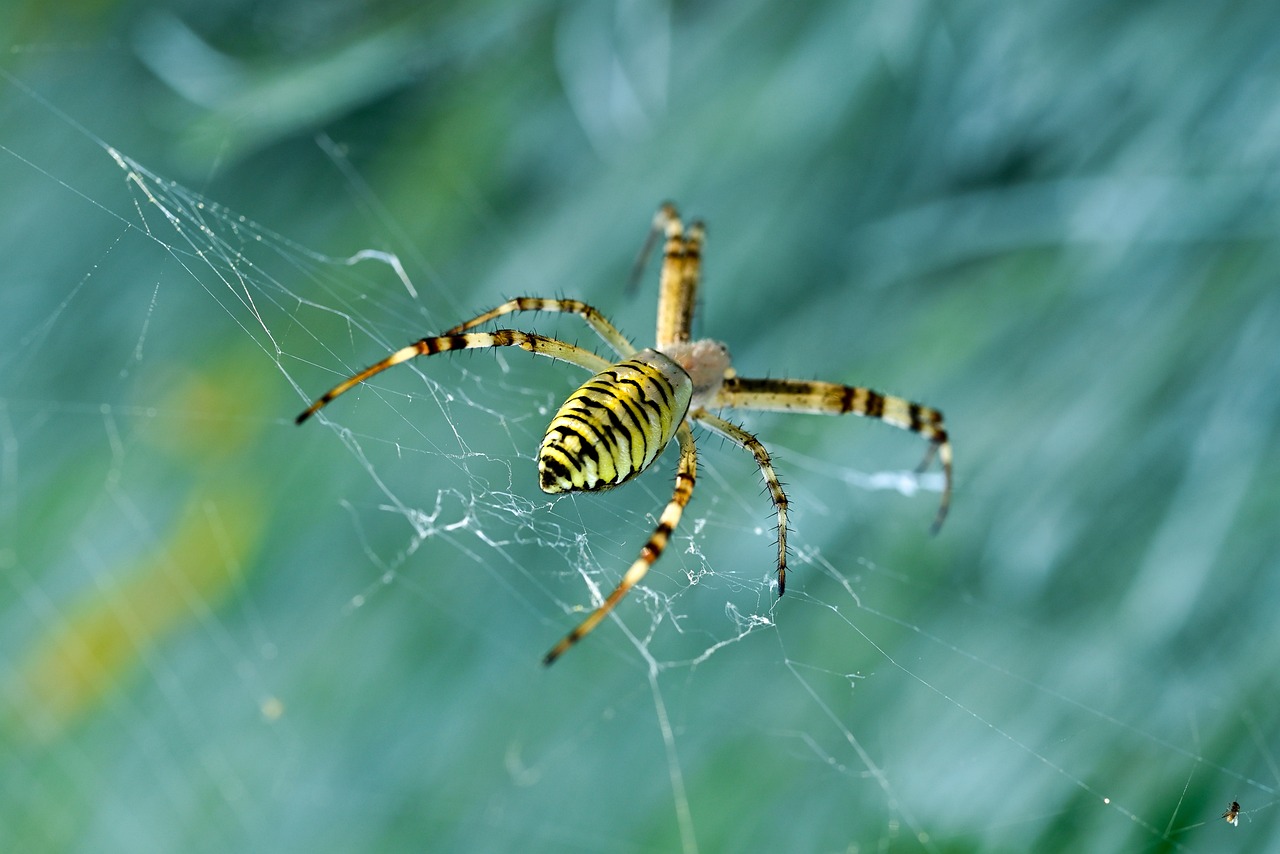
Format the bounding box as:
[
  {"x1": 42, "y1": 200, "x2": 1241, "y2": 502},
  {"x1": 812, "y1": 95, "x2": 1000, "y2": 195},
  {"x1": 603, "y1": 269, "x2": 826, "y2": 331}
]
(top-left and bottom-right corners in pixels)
[
  {"x1": 543, "y1": 633, "x2": 574, "y2": 667},
  {"x1": 295, "y1": 410, "x2": 311, "y2": 425},
  {"x1": 928, "y1": 511, "x2": 948, "y2": 536}
]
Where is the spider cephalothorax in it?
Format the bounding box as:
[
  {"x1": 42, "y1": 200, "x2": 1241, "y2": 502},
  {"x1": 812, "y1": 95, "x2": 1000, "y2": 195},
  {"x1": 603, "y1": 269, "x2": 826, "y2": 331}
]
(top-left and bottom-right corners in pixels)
[{"x1": 297, "y1": 202, "x2": 952, "y2": 665}]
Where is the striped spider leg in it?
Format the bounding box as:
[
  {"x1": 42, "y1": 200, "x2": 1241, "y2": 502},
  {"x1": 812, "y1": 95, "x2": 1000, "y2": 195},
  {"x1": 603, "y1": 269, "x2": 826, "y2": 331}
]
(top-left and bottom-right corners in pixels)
[
  {"x1": 295, "y1": 329, "x2": 612, "y2": 424},
  {"x1": 442, "y1": 296, "x2": 637, "y2": 359},
  {"x1": 297, "y1": 200, "x2": 952, "y2": 666},
  {"x1": 712, "y1": 376, "x2": 952, "y2": 531},
  {"x1": 542, "y1": 421, "x2": 697, "y2": 665}
]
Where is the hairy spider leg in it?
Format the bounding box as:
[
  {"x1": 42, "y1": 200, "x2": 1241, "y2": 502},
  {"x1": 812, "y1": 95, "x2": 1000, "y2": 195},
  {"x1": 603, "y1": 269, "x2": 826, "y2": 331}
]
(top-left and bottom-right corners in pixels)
[
  {"x1": 626, "y1": 201, "x2": 678, "y2": 295},
  {"x1": 715, "y1": 376, "x2": 953, "y2": 533},
  {"x1": 543, "y1": 421, "x2": 698, "y2": 666},
  {"x1": 692, "y1": 410, "x2": 791, "y2": 594},
  {"x1": 654, "y1": 208, "x2": 705, "y2": 349},
  {"x1": 295, "y1": 330, "x2": 611, "y2": 423},
  {"x1": 443, "y1": 297, "x2": 637, "y2": 359}
]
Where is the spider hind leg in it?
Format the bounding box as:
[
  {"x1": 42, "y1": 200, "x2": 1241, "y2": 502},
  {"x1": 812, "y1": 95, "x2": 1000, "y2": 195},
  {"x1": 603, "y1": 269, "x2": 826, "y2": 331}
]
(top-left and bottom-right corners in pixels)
[
  {"x1": 543, "y1": 423, "x2": 698, "y2": 666},
  {"x1": 713, "y1": 375, "x2": 954, "y2": 535}
]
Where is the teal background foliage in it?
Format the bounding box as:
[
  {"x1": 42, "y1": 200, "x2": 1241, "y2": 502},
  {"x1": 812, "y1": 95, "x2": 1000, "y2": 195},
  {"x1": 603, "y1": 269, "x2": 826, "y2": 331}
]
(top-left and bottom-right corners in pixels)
[{"x1": 3, "y1": 1, "x2": 1279, "y2": 851}]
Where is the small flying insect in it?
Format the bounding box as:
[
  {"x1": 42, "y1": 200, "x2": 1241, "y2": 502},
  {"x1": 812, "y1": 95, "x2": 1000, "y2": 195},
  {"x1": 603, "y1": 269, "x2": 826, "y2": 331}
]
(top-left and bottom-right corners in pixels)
[{"x1": 1222, "y1": 801, "x2": 1241, "y2": 826}]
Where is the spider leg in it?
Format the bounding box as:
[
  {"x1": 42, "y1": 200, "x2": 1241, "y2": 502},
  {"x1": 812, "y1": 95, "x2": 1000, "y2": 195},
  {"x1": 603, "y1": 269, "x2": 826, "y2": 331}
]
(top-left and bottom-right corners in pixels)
[
  {"x1": 543, "y1": 421, "x2": 697, "y2": 666},
  {"x1": 443, "y1": 298, "x2": 636, "y2": 359},
  {"x1": 692, "y1": 410, "x2": 790, "y2": 595},
  {"x1": 296, "y1": 331, "x2": 612, "y2": 423},
  {"x1": 626, "y1": 201, "x2": 677, "y2": 295},
  {"x1": 715, "y1": 376, "x2": 953, "y2": 533},
  {"x1": 651, "y1": 205, "x2": 705, "y2": 350}
]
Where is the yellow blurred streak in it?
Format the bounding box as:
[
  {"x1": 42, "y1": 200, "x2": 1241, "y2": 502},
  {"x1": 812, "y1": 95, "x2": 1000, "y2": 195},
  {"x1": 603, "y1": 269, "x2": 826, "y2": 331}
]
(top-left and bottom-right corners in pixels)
[
  {"x1": 14, "y1": 487, "x2": 264, "y2": 740},
  {"x1": 147, "y1": 349, "x2": 270, "y2": 461}
]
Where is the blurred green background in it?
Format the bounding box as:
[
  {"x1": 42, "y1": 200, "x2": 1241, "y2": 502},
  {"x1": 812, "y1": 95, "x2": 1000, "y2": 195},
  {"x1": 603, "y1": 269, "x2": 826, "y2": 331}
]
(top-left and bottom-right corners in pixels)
[{"x1": 3, "y1": 1, "x2": 1280, "y2": 851}]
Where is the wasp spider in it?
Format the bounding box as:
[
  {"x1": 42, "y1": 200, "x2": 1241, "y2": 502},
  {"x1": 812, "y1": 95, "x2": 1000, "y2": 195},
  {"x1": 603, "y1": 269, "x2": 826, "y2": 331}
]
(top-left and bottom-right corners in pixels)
[{"x1": 297, "y1": 203, "x2": 952, "y2": 665}]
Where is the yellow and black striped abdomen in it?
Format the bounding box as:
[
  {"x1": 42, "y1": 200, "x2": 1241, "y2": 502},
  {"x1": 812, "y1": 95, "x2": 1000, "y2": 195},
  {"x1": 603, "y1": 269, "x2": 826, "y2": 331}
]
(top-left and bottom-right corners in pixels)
[{"x1": 538, "y1": 349, "x2": 692, "y2": 493}]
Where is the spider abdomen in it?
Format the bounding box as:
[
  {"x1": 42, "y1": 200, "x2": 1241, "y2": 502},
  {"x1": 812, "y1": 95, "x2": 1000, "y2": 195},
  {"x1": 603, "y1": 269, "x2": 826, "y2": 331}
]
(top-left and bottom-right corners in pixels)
[{"x1": 538, "y1": 349, "x2": 692, "y2": 493}]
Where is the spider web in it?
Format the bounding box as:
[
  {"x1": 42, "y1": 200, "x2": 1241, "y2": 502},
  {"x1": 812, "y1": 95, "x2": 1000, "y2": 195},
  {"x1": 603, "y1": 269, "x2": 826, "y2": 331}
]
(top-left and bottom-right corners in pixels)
[{"x1": 4, "y1": 5, "x2": 1280, "y2": 852}]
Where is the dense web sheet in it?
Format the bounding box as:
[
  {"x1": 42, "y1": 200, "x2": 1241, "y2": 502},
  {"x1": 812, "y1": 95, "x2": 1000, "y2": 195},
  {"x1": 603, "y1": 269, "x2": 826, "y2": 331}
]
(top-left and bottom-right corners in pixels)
[{"x1": 5, "y1": 6, "x2": 1280, "y2": 851}]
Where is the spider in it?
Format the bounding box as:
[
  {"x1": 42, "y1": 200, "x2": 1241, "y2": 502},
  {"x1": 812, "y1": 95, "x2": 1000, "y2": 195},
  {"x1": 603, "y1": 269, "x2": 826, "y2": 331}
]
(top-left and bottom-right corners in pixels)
[{"x1": 297, "y1": 202, "x2": 952, "y2": 665}]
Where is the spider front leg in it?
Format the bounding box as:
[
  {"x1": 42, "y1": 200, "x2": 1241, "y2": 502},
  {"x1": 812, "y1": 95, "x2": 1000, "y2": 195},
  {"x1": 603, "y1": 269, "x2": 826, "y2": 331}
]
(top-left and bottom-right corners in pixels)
[
  {"x1": 692, "y1": 410, "x2": 791, "y2": 595},
  {"x1": 626, "y1": 202, "x2": 706, "y2": 348},
  {"x1": 543, "y1": 422, "x2": 698, "y2": 666},
  {"x1": 626, "y1": 201, "x2": 678, "y2": 294},
  {"x1": 295, "y1": 330, "x2": 611, "y2": 423},
  {"x1": 443, "y1": 297, "x2": 636, "y2": 359},
  {"x1": 716, "y1": 376, "x2": 953, "y2": 533}
]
